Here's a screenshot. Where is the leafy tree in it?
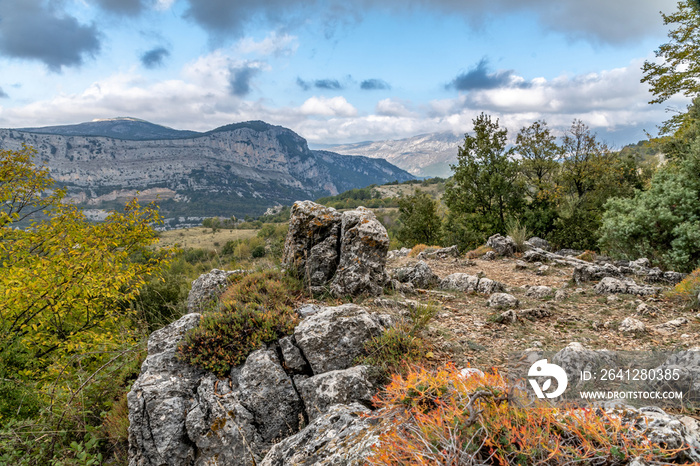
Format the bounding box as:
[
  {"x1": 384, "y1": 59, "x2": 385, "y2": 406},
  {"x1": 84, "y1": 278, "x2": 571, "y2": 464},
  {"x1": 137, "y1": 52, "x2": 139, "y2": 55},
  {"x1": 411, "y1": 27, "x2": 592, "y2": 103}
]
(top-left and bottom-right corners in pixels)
[
  {"x1": 641, "y1": 0, "x2": 700, "y2": 134},
  {"x1": 443, "y1": 113, "x2": 524, "y2": 249},
  {"x1": 599, "y1": 133, "x2": 700, "y2": 272},
  {"x1": 0, "y1": 146, "x2": 172, "y2": 404},
  {"x1": 515, "y1": 120, "x2": 562, "y2": 237},
  {"x1": 396, "y1": 189, "x2": 442, "y2": 247}
]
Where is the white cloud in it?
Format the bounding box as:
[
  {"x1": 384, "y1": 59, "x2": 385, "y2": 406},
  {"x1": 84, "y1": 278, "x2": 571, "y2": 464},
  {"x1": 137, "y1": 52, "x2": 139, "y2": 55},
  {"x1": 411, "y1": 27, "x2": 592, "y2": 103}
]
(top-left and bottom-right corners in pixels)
[
  {"x1": 236, "y1": 32, "x2": 299, "y2": 57},
  {"x1": 299, "y1": 96, "x2": 357, "y2": 117},
  {"x1": 375, "y1": 98, "x2": 415, "y2": 117}
]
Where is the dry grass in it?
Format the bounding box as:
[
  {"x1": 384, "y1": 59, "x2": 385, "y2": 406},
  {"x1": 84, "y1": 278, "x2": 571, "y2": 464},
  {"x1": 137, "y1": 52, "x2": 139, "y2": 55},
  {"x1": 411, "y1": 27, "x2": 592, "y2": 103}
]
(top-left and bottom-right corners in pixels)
[{"x1": 157, "y1": 227, "x2": 257, "y2": 250}]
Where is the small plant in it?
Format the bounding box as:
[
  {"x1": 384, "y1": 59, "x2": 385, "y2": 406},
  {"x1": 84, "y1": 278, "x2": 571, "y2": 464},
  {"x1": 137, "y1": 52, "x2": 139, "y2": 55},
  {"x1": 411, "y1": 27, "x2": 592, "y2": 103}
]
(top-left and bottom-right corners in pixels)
[
  {"x1": 666, "y1": 267, "x2": 700, "y2": 308},
  {"x1": 178, "y1": 270, "x2": 305, "y2": 376},
  {"x1": 367, "y1": 363, "x2": 688, "y2": 465},
  {"x1": 465, "y1": 245, "x2": 493, "y2": 259},
  {"x1": 408, "y1": 244, "x2": 437, "y2": 258},
  {"x1": 506, "y1": 218, "x2": 529, "y2": 252},
  {"x1": 359, "y1": 304, "x2": 436, "y2": 379},
  {"x1": 576, "y1": 249, "x2": 597, "y2": 262}
]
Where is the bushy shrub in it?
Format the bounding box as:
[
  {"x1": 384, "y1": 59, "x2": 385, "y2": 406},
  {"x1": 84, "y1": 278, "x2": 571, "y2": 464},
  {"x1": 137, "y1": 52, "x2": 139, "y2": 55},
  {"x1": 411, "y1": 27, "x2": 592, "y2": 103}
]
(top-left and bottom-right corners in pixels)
[
  {"x1": 367, "y1": 364, "x2": 686, "y2": 465},
  {"x1": 464, "y1": 245, "x2": 493, "y2": 259},
  {"x1": 666, "y1": 267, "x2": 700, "y2": 307},
  {"x1": 178, "y1": 270, "x2": 305, "y2": 376},
  {"x1": 598, "y1": 149, "x2": 700, "y2": 272}
]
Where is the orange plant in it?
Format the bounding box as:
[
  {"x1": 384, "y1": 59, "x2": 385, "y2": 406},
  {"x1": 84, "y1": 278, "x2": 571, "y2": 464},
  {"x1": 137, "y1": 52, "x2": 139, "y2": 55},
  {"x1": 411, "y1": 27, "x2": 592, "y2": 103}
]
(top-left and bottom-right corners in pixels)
[{"x1": 367, "y1": 363, "x2": 688, "y2": 465}]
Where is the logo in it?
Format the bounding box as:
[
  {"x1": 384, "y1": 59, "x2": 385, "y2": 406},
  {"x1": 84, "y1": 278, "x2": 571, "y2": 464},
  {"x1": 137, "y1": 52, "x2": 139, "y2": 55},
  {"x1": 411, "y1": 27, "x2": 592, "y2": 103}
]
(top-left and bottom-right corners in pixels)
[{"x1": 528, "y1": 359, "x2": 568, "y2": 399}]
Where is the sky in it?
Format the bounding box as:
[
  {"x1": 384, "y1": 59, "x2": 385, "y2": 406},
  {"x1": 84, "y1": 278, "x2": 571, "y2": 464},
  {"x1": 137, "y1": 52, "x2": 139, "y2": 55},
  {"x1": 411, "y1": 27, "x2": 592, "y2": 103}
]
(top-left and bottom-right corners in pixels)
[{"x1": 0, "y1": 0, "x2": 691, "y2": 148}]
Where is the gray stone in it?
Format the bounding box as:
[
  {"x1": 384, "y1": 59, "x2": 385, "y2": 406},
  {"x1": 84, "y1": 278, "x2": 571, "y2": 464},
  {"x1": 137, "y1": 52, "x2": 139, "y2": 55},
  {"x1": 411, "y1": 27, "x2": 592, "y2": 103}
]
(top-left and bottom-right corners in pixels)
[
  {"x1": 655, "y1": 317, "x2": 689, "y2": 334},
  {"x1": 523, "y1": 248, "x2": 550, "y2": 263},
  {"x1": 525, "y1": 236, "x2": 551, "y2": 251},
  {"x1": 554, "y1": 289, "x2": 568, "y2": 302},
  {"x1": 594, "y1": 277, "x2": 661, "y2": 296},
  {"x1": 282, "y1": 200, "x2": 341, "y2": 283},
  {"x1": 514, "y1": 260, "x2": 528, "y2": 270},
  {"x1": 487, "y1": 293, "x2": 519, "y2": 309},
  {"x1": 387, "y1": 247, "x2": 410, "y2": 260},
  {"x1": 552, "y1": 342, "x2": 617, "y2": 386},
  {"x1": 486, "y1": 234, "x2": 516, "y2": 256},
  {"x1": 296, "y1": 366, "x2": 374, "y2": 421},
  {"x1": 279, "y1": 336, "x2": 309, "y2": 373},
  {"x1": 330, "y1": 207, "x2": 390, "y2": 297},
  {"x1": 526, "y1": 285, "x2": 553, "y2": 299},
  {"x1": 297, "y1": 304, "x2": 322, "y2": 318},
  {"x1": 619, "y1": 317, "x2": 646, "y2": 334},
  {"x1": 482, "y1": 250, "x2": 496, "y2": 261},
  {"x1": 439, "y1": 272, "x2": 504, "y2": 294},
  {"x1": 573, "y1": 263, "x2": 622, "y2": 284},
  {"x1": 391, "y1": 260, "x2": 439, "y2": 289},
  {"x1": 496, "y1": 307, "x2": 551, "y2": 324},
  {"x1": 294, "y1": 304, "x2": 389, "y2": 374},
  {"x1": 259, "y1": 403, "x2": 381, "y2": 466},
  {"x1": 417, "y1": 245, "x2": 460, "y2": 260},
  {"x1": 187, "y1": 269, "x2": 243, "y2": 312},
  {"x1": 235, "y1": 349, "x2": 304, "y2": 442},
  {"x1": 128, "y1": 313, "x2": 205, "y2": 466}
]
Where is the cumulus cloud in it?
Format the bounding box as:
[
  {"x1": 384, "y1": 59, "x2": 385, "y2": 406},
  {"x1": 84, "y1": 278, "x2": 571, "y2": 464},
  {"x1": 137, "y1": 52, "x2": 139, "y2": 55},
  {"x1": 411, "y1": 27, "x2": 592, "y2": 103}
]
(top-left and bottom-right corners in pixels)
[
  {"x1": 376, "y1": 98, "x2": 414, "y2": 117},
  {"x1": 447, "y1": 58, "x2": 524, "y2": 91},
  {"x1": 95, "y1": 0, "x2": 146, "y2": 16},
  {"x1": 0, "y1": 0, "x2": 101, "y2": 71},
  {"x1": 141, "y1": 47, "x2": 170, "y2": 68},
  {"x1": 361, "y1": 79, "x2": 391, "y2": 90},
  {"x1": 299, "y1": 96, "x2": 357, "y2": 117}
]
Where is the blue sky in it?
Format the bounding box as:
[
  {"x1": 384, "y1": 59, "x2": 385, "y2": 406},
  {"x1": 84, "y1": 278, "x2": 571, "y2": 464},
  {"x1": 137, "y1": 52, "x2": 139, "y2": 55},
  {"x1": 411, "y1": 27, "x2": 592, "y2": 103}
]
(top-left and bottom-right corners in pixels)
[{"x1": 0, "y1": 0, "x2": 690, "y2": 147}]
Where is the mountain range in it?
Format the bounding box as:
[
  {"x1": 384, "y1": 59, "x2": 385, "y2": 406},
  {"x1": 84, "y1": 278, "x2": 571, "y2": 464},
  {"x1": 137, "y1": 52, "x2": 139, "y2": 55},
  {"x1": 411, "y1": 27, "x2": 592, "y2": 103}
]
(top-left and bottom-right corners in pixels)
[
  {"x1": 319, "y1": 131, "x2": 463, "y2": 178},
  {"x1": 0, "y1": 118, "x2": 414, "y2": 227}
]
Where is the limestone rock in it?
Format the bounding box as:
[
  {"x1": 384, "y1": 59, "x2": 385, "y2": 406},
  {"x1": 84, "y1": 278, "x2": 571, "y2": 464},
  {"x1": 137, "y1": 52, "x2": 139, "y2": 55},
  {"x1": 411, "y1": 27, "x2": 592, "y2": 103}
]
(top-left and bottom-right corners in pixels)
[
  {"x1": 525, "y1": 236, "x2": 551, "y2": 251},
  {"x1": 487, "y1": 293, "x2": 519, "y2": 309},
  {"x1": 279, "y1": 336, "x2": 310, "y2": 373},
  {"x1": 235, "y1": 349, "x2": 304, "y2": 442},
  {"x1": 525, "y1": 285, "x2": 553, "y2": 299},
  {"x1": 594, "y1": 277, "x2": 660, "y2": 296},
  {"x1": 439, "y1": 273, "x2": 504, "y2": 294},
  {"x1": 294, "y1": 304, "x2": 389, "y2": 374},
  {"x1": 296, "y1": 366, "x2": 374, "y2": 421},
  {"x1": 387, "y1": 247, "x2": 410, "y2": 260},
  {"x1": 187, "y1": 269, "x2": 243, "y2": 312},
  {"x1": 259, "y1": 403, "x2": 381, "y2": 466},
  {"x1": 417, "y1": 245, "x2": 460, "y2": 260},
  {"x1": 391, "y1": 260, "x2": 439, "y2": 289},
  {"x1": 486, "y1": 234, "x2": 516, "y2": 256},
  {"x1": 619, "y1": 317, "x2": 646, "y2": 334},
  {"x1": 282, "y1": 200, "x2": 342, "y2": 289},
  {"x1": 655, "y1": 317, "x2": 689, "y2": 334},
  {"x1": 330, "y1": 207, "x2": 389, "y2": 297},
  {"x1": 552, "y1": 342, "x2": 617, "y2": 386},
  {"x1": 128, "y1": 313, "x2": 205, "y2": 466}
]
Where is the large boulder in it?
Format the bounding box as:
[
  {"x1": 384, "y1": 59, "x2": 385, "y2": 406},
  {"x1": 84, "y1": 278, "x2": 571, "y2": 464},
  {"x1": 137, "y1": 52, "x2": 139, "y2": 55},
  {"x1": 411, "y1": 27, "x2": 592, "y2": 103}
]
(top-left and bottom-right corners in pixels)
[
  {"x1": 282, "y1": 201, "x2": 342, "y2": 292},
  {"x1": 594, "y1": 277, "x2": 661, "y2": 296},
  {"x1": 128, "y1": 313, "x2": 205, "y2": 466},
  {"x1": 296, "y1": 366, "x2": 374, "y2": 421},
  {"x1": 294, "y1": 304, "x2": 390, "y2": 374},
  {"x1": 391, "y1": 260, "x2": 439, "y2": 289},
  {"x1": 439, "y1": 273, "x2": 504, "y2": 294},
  {"x1": 282, "y1": 201, "x2": 390, "y2": 297},
  {"x1": 330, "y1": 207, "x2": 390, "y2": 297},
  {"x1": 259, "y1": 403, "x2": 381, "y2": 466},
  {"x1": 486, "y1": 234, "x2": 516, "y2": 256}
]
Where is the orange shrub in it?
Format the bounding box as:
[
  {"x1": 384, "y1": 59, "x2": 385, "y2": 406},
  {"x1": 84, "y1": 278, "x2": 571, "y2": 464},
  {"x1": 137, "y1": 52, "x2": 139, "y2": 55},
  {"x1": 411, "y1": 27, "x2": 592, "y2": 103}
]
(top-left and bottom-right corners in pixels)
[
  {"x1": 367, "y1": 363, "x2": 686, "y2": 465},
  {"x1": 408, "y1": 244, "x2": 439, "y2": 258},
  {"x1": 667, "y1": 267, "x2": 700, "y2": 306},
  {"x1": 576, "y1": 250, "x2": 597, "y2": 262},
  {"x1": 465, "y1": 245, "x2": 493, "y2": 259}
]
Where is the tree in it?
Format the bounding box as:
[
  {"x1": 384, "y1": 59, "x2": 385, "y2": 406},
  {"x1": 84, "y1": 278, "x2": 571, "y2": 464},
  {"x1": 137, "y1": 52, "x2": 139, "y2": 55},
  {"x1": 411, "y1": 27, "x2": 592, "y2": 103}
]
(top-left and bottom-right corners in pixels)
[
  {"x1": 515, "y1": 120, "x2": 562, "y2": 191},
  {"x1": 641, "y1": 0, "x2": 700, "y2": 134},
  {"x1": 396, "y1": 189, "x2": 442, "y2": 247},
  {"x1": 443, "y1": 113, "x2": 524, "y2": 249},
  {"x1": 0, "y1": 147, "x2": 172, "y2": 399},
  {"x1": 599, "y1": 144, "x2": 700, "y2": 272}
]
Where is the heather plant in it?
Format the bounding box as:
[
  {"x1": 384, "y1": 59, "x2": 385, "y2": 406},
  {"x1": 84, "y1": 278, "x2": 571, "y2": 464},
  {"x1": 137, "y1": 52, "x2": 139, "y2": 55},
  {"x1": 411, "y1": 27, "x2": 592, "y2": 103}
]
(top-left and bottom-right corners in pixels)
[{"x1": 178, "y1": 269, "x2": 305, "y2": 376}]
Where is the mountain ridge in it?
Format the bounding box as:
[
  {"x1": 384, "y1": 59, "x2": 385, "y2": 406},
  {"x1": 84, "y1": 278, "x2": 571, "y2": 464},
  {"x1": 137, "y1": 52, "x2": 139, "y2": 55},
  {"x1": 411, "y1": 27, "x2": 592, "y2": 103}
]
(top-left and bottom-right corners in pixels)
[{"x1": 0, "y1": 119, "x2": 414, "y2": 227}]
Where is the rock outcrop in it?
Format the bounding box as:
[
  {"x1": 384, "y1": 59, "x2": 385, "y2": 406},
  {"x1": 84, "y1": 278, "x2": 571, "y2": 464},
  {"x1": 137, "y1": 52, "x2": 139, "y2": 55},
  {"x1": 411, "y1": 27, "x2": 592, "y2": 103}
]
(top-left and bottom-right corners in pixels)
[
  {"x1": 283, "y1": 201, "x2": 390, "y2": 297},
  {"x1": 128, "y1": 303, "x2": 391, "y2": 466},
  {"x1": 187, "y1": 269, "x2": 244, "y2": 312}
]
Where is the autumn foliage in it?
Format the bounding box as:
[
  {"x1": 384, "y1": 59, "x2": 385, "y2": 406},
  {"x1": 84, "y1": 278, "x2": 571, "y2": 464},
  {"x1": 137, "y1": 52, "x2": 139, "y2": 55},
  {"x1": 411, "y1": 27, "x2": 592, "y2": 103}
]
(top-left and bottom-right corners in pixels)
[{"x1": 367, "y1": 364, "x2": 687, "y2": 465}]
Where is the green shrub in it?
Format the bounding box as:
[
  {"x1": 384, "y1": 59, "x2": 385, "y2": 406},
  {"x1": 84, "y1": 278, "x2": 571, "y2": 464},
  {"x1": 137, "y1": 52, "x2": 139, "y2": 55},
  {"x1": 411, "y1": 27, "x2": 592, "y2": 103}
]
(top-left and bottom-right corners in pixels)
[
  {"x1": 598, "y1": 149, "x2": 700, "y2": 272},
  {"x1": 178, "y1": 270, "x2": 305, "y2": 376},
  {"x1": 251, "y1": 245, "x2": 266, "y2": 258}
]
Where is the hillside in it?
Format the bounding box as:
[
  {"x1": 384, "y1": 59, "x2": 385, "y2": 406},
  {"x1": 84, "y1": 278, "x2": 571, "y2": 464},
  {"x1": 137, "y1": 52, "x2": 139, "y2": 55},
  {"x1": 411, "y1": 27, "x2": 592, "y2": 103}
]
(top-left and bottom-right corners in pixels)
[
  {"x1": 0, "y1": 119, "x2": 414, "y2": 226},
  {"x1": 325, "y1": 131, "x2": 462, "y2": 178}
]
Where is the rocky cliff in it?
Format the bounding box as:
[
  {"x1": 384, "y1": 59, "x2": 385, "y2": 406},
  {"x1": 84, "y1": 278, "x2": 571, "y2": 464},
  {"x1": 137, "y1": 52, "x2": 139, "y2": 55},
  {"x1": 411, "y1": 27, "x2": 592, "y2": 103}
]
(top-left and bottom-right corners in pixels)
[{"x1": 0, "y1": 119, "x2": 414, "y2": 224}]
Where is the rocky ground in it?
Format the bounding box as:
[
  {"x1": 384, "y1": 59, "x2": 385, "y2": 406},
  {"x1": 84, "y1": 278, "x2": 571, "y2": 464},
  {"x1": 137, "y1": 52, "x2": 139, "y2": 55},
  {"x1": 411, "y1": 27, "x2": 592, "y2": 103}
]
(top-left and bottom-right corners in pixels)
[{"x1": 372, "y1": 251, "x2": 700, "y2": 375}]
